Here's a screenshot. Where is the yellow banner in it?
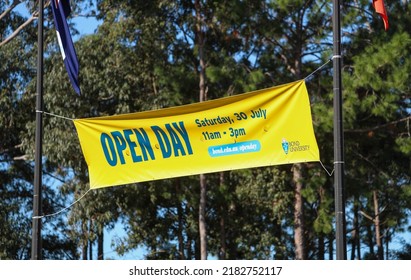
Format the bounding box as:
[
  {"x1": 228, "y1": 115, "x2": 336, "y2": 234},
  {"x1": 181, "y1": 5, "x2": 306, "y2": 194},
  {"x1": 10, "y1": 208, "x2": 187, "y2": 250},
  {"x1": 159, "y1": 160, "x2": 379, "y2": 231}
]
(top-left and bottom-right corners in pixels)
[{"x1": 73, "y1": 80, "x2": 319, "y2": 189}]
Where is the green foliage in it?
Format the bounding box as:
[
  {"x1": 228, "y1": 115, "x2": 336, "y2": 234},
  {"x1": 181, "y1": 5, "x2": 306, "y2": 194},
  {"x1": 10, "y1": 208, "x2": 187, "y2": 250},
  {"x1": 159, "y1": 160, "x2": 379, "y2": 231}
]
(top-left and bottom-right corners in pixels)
[
  {"x1": 1, "y1": 0, "x2": 410, "y2": 260},
  {"x1": 396, "y1": 137, "x2": 411, "y2": 156}
]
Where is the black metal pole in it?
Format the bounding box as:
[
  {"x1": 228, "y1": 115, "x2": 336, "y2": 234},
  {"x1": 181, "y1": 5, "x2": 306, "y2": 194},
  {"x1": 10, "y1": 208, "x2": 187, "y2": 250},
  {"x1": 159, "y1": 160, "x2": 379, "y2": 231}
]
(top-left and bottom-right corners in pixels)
[
  {"x1": 332, "y1": 0, "x2": 346, "y2": 260},
  {"x1": 31, "y1": 0, "x2": 44, "y2": 260}
]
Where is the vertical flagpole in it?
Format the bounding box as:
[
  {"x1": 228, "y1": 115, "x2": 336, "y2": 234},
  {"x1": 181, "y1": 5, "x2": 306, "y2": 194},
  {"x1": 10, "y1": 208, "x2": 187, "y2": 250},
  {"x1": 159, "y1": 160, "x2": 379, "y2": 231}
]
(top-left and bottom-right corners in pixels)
[
  {"x1": 31, "y1": 0, "x2": 44, "y2": 260},
  {"x1": 332, "y1": 0, "x2": 346, "y2": 260}
]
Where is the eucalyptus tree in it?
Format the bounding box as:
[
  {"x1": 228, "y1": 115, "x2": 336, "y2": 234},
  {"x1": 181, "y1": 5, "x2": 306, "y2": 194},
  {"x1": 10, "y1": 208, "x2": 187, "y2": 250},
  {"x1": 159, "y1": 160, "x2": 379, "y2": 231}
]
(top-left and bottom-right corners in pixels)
[
  {"x1": 0, "y1": 3, "x2": 34, "y2": 260},
  {"x1": 1, "y1": 0, "x2": 80, "y2": 259}
]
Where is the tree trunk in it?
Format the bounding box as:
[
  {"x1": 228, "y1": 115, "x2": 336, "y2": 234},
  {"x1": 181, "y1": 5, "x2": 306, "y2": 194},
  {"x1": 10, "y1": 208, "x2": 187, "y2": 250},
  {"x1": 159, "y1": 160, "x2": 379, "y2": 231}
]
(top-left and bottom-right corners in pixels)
[
  {"x1": 373, "y1": 190, "x2": 384, "y2": 260},
  {"x1": 366, "y1": 223, "x2": 375, "y2": 258},
  {"x1": 82, "y1": 220, "x2": 88, "y2": 260},
  {"x1": 385, "y1": 231, "x2": 390, "y2": 260},
  {"x1": 318, "y1": 234, "x2": 325, "y2": 260},
  {"x1": 176, "y1": 180, "x2": 185, "y2": 260},
  {"x1": 195, "y1": 0, "x2": 208, "y2": 260},
  {"x1": 351, "y1": 197, "x2": 361, "y2": 259},
  {"x1": 89, "y1": 220, "x2": 93, "y2": 260},
  {"x1": 187, "y1": 235, "x2": 193, "y2": 260},
  {"x1": 199, "y1": 174, "x2": 207, "y2": 260},
  {"x1": 350, "y1": 220, "x2": 357, "y2": 259},
  {"x1": 273, "y1": 218, "x2": 285, "y2": 260},
  {"x1": 97, "y1": 228, "x2": 104, "y2": 260},
  {"x1": 318, "y1": 186, "x2": 325, "y2": 260},
  {"x1": 219, "y1": 172, "x2": 227, "y2": 260},
  {"x1": 291, "y1": 41, "x2": 306, "y2": 259},
  {"x1": 293, "y1": 163, "x2": 306, "y2": 259},
  {"x1": 328, "y1": 232, "x2": 334, "y2": 260}
]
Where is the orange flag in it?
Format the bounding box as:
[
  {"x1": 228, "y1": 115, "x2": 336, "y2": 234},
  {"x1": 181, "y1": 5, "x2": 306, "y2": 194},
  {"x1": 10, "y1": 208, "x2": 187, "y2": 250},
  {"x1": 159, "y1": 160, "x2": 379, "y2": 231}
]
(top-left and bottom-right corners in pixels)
[{"x1": 373, "y1": 0, "x2": 389, "y2": 30}]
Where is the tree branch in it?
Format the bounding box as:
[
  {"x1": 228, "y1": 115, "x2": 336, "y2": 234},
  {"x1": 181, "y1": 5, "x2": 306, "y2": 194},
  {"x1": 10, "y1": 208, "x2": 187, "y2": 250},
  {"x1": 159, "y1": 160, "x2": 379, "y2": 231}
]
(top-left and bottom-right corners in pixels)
[
  {"x1": 345, "y1": 116, "x2": 411, "y2": 134},
  {"x1": 0, "y1": 0, "x2": 52, "y2": 47},
  {"x1": 0, "y1": 0, "x2": 23, "y2": 21},
  {"x1": 0, "y1": 13, "x2": 37, "y2": 47}
]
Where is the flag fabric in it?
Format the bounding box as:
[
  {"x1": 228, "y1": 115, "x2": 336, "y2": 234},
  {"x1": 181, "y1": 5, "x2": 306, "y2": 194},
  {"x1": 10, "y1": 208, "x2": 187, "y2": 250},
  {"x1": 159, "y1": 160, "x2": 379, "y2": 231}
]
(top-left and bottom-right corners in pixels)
[
  {"x1": 50, "y1": 0, "x2": 81, "y2": 95},
  {"x1": 73, "y1": 80, "x2": 320, "y2": 189},
  {"x1": 373, "y1": 0, "x2": 389, "y2": 31}
]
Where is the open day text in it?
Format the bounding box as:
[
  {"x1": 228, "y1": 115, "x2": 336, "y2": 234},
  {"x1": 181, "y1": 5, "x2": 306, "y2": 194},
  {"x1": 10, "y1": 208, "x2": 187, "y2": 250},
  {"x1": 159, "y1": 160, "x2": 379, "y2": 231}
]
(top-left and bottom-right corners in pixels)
[{"x1": 99, "y1": 108, "x2": 267, "y2": 166}]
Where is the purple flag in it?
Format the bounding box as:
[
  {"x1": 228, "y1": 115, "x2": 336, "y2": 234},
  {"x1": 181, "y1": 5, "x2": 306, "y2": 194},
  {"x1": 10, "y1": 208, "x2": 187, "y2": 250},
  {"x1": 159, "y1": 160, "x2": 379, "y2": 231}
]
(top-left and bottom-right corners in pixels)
[{"x1": 50, "y1": 0, "x2": 81, "y2": 95}]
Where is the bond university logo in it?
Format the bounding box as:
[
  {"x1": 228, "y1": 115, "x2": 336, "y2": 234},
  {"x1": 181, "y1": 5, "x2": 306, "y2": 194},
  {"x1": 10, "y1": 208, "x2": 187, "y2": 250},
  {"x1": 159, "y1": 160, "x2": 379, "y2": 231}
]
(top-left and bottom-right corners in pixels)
[
  {"x1": 281, "y1": 138, "x2": 289, "y2": 155},
  {"x1": 281, "y1": 138, "x2": 311, "y2": 155}
]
